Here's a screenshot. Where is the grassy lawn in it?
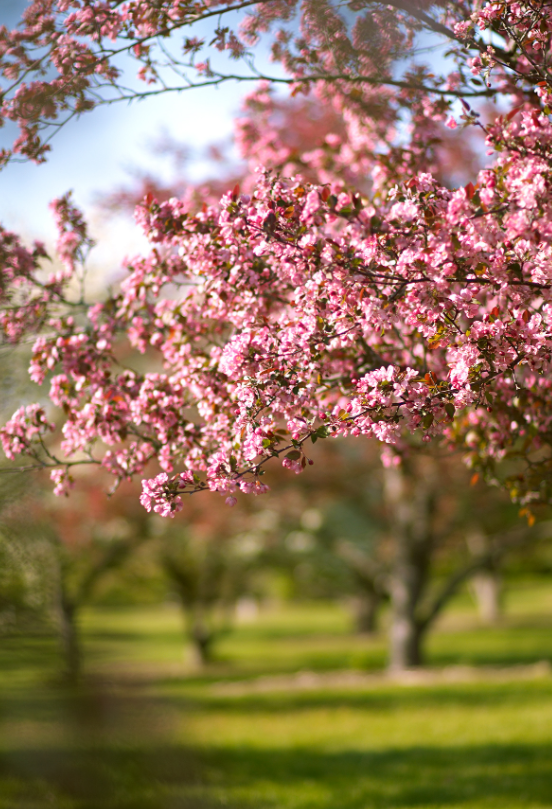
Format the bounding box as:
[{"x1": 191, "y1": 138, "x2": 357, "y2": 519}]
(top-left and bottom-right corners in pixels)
[{"x1": 1, "y1": 580, "x2": 552, "y2": 808}]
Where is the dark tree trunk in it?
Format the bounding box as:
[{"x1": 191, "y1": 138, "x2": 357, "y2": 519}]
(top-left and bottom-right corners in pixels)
[
  {"x1": 388, "y1": 540, "x2": 426, "y2": 670},
  {"x1": 353, "y1": 588, "x2": 381, "y2": 635},
  {"x1": 336, "y1": 540, "x2": 384, "y2": 636},
  {"x1": 384, "y1": 459, "x2": 436, "y2": 671},
  {"x1": 190, "y1": 621, "x2": 214, "y2": 666},
  {"x1": 59, "y1": 597, "x2": 80, "y2": 682},
  {"x1": 389, "y1": 603, "x2": 423, "y2": 669},
  {"x1": 181, "y1": 600, "x2": 216, "y2": 668}
]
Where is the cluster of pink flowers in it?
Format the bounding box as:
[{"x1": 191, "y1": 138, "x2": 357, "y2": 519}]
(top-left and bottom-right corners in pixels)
[
  {"x1": 2, "y1": 100, "x2": 552, "y2": 511},
  {"x1": 0, "y1": 405, "x2": 55, "y2": 461},
  {"x1": 140, "y1": 472, "x2": 184, "y2": 518},
  {"x1": 2, "y1": 1, "x2": 552, "y2": 510},
  {"x1": 50, "y1": 467, "x2": 75, "y2": 497}
]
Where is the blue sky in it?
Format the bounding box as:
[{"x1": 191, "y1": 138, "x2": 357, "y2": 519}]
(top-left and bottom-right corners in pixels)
[
  {"x1": 0, "y1": 81, "x2": 244, "y2": 240},
  {"x1": 0, "y1": 2, "x2": 455, "y2": 266},
  {"x1": 0, "y1": 1, "x2": 277, "y2": 263}
]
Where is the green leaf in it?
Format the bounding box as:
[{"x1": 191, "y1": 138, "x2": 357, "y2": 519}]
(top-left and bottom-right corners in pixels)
[{"x1": 286, "y1": 450, "x2": 301, "y2": 460}]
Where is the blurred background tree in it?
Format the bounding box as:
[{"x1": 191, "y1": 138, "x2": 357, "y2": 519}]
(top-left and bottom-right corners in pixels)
[
  {"x1": 159, "y1": 494, "x2": 266, "y2": 667},
  {"x1": 240, "y1": 437, "x2": 550, "y2": 670}
]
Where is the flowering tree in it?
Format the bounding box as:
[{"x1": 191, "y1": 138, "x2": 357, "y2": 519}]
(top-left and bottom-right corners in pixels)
[
  {"x1": 2, "y1": 0, "x2": 552, "y2": 519},
  {"x1": 241, "y1": 432, "x2": 539, "y2": 669}
]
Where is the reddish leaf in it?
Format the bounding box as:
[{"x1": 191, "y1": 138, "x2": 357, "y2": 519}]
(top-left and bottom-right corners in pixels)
[{"x1": 506, "y1": 105, "x2": 523, "y2": 121}]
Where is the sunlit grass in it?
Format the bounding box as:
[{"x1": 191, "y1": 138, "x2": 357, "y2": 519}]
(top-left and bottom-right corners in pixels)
[
  {"x1": 184, "y1": 679, "x2": 552, "y2": 809},
  {"x1": 78, "y1": 579, "x2": 552, "y2": 678},
  {"x1": 0, "y1": 578, "x2": 551, "y2": 808}
]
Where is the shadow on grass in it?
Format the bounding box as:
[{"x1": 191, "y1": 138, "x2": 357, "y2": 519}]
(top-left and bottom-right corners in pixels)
[
  {"x1": 0, "y1": 679, "x2": 210, "y2": 809},
  {"x1": 5, "y1": 614, "x2": 552, "y2": 689},
  {"x1": 4, "y1": 676, "x2": 552, "y2": 729},
  {"x1": 156, "y1": 621, "x2": 552, "y2": 682},
  {"x1": 180, "y1": 678, "x2": 552, "y2": 716},
  {"x1": 427, "y1": 624, "x2": 552, "y2": 669},
  {"x1": 0, "y1": 744, "x2": 208, "y2": 809},
  {"x1": 0, "y1": 635, "x2": 59, "y2": 673},
  {"x1": 84, "y1": 628, "x2": 184, "y2": 645},
  {"x1": 2, "y1": 740, "x2": 551, "y2": 809},
  {"x1": 1, "y1": 661, "x2": 552, "y2": 809},
  {"x1": 199, "y1": 741, "x2": 552, "y2": 808}
]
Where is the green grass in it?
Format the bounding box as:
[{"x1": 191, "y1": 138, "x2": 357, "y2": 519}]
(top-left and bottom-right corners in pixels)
[
  {"x1": 1, "y1": 579, "x2": 552, "y2": 808},
  {"x1": 180, "y1": 680, "x2": 552, "y2": 809}
]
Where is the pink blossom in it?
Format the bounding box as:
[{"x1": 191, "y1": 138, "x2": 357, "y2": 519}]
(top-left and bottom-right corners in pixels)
[{"x1": 2, "y1": 0, "x2": 552, "y2": 512}]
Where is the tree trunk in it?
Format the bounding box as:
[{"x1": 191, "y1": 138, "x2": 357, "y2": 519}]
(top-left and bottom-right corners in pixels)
[
  {"x1": 471, "y1": 571, "x2": 502, "y2": 625},
  {"x1": 384, "y1": 459, "x2": 436, "y2": 671},
  {"x1": 335, "y1": 540, "x2": 384, "y2": 636},
  {"x1": 389, "y1": 611, "x2": 423, "y2": 669},
  {"x1": 59, "y1": 597, "x2": 80, "y2": 682},
  {"x1": 190, "y1": 620, "x2": 214, "y2": 666},
  {"x1": 388, "y1": 545, "x2": 426, "y2": 670},
  {"x1": 181, "y1": 601, "x2": 216, "y2": 668},
  {"x1": 467, "y1": 528, "x2": 503, "y2": 625},
  {"x1": 352, "y1": 588, "x2": 381, "y2": 635}
]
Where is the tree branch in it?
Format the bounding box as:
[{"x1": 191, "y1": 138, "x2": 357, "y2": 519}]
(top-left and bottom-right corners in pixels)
[{"x1": 418, "y1": 521, "x2": 552, "y2": 632}]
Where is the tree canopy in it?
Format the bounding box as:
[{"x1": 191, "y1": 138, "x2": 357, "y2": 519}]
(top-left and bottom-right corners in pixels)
[{"x1": 2, "y1": 0, "x2": 552, "y2": 515}]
